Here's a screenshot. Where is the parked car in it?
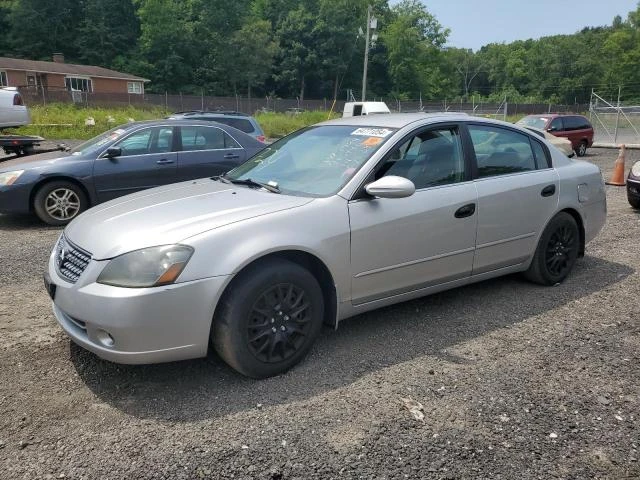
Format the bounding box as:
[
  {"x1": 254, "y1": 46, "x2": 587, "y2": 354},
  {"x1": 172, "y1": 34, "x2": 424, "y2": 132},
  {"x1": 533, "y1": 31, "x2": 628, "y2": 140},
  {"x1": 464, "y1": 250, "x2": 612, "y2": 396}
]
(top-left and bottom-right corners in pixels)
[
  {"x1": 0, "y1": 119, "x2": 264, "y2": 225},
  {"x1": 168, "y1": 111, "x2": 266, "y2": 143},
  {"x1": 516, "y1": 114, "x2": 594, "y2": 157},
  {"x1": 524, "y1": 126, "x2": 574, "y2": 157},
  {"x1": 0, "y1": 87, "x2": 30, "y2": 129},
  {"x1": 627, "y1": 160, "x2": 640, "y2": 209},
  {"x1": 343, "y1": 101, "x2": 391, "y2": 117},
  {"x1": 44, "y1": 114, "x2": 607, "y2": 378}
]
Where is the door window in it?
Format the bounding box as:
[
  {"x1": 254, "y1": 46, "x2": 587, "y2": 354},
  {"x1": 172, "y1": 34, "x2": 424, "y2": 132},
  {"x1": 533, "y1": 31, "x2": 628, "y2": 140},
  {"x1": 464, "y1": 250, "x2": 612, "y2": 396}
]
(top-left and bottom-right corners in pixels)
[
  {"x1": 114, "y1": 127, "x2": 173, "y2": 156},
  {"x1": 468, "y1": 125, "x2": 537, "y2": 178},
  {"x1": 377, "y1": 127, "x2": 465, "y2": 189},
  {"x1": 180, "y1": 126, "x2": 239, "y2": 151},
  {"x1": 549, "y1": 117, "x2": 563, "y2": 132}
]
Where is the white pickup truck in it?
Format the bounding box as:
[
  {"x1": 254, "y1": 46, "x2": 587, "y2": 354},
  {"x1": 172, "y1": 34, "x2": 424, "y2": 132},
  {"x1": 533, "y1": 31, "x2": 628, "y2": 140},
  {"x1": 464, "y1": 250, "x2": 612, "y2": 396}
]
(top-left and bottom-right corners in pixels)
[{"x1": 0, "y1": 87, "x2": 30, "y2": 128}]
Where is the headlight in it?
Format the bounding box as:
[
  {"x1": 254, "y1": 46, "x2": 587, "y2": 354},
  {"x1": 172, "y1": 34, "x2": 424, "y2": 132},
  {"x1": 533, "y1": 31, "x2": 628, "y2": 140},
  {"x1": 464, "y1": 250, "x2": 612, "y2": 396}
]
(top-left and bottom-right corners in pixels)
[
  {"x1": 631, "y1": 161, "x2": 640, "y2": 178},
  {"x1": 97, "y1": 245, "x2": 194, "y2": 288},
  {"x1": 0, "y1": 170, "x2": 25, "y2": 186}
]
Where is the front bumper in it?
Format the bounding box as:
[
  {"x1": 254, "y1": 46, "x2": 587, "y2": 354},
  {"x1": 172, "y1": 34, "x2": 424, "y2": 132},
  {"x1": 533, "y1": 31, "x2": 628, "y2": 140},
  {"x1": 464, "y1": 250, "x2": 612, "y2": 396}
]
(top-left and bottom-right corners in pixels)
[
  {"x1": 0, "y1": 183, "x2": 32, "y2": 215},
  {"x1": 627, "y1": 177, "x2": 640, "y2": 201},
  {"x1": 47, "y1": 247, "x2": 229, "y2": 364}
]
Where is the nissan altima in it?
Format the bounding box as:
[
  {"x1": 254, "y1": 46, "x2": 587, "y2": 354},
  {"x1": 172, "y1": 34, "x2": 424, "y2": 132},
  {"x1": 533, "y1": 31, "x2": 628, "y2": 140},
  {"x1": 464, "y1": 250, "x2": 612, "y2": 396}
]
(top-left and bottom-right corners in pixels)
[{"x1": 44, "y1": 114, "x2": 607, "y2": 378}]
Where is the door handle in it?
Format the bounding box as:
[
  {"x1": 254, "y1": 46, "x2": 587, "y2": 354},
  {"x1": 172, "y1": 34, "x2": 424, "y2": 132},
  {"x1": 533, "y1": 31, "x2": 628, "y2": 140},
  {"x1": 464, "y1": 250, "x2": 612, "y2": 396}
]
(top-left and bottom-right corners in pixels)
[
  {"x1": 454, "y1": 203, "x2": 476, "y2": 218},
  {"x1": 224, "y1": 153, "x2": 240, "y2": 159},
  {"x1": 156, "y1": 158, "x2": 174, "y2": 165},
  {"x1": 541, "y1": 184, "x2": 556, "y2": 197}
]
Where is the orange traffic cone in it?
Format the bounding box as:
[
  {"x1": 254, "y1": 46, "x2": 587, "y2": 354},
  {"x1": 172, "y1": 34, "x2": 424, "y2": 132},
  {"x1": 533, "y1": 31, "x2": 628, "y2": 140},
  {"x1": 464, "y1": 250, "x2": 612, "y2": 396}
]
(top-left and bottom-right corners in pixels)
[{"x1": 606, "y1": 144, "x2": 627, "y2": 186}]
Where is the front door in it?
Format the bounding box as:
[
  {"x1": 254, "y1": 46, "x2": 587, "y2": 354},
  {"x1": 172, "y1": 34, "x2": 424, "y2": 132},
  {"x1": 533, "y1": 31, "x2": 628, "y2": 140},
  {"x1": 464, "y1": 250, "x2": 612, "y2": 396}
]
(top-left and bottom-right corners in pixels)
[
  {"x1": 176, "y1": 125, "x2": 247, "y2": 180},
  {"x1": 93, "y1": 126, "x2": 178, "y2": 202},
  {"x1": 348, "y1": 125, "x2": 478, "y2": 305},
  {"x1": 467, "y1": 123, "x2": 559, "y2": 274}
]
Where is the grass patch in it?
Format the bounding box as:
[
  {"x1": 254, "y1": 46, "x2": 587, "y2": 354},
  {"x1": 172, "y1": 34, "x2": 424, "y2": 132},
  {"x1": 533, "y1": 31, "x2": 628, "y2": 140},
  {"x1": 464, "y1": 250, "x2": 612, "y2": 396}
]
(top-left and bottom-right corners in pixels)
[
  {"x1": 11, "y1": 104, "x2": 168, "y2": 140},
  {"x1": 8, "y1": 104, "x2": 339, "y2": 140},
  {"x1": 255, "y1": 110, "x2": 340, "y2": 138}
]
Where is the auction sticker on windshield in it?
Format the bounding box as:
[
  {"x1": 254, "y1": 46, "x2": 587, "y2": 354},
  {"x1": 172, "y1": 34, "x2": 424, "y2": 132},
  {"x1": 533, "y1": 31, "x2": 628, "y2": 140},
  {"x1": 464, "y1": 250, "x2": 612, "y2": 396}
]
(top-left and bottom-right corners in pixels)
[{"x1": 351, "y1": 128, "x2": 394, "y2": 138}]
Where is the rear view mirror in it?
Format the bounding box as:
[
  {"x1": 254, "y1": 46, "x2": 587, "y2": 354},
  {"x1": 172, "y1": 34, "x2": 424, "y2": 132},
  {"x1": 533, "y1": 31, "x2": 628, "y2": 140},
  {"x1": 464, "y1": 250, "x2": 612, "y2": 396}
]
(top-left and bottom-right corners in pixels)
[
  {"x1": 365, "y1": 176, "x2": 415, "y2": 199},
  {"x1": 105, "y1": 147, "x2": 121, "y2": 158}
]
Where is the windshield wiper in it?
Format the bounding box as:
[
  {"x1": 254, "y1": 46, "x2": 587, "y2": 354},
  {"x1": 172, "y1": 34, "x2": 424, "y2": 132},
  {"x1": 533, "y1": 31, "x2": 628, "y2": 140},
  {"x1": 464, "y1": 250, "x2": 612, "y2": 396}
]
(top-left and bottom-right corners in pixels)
[
  {"x1": 229, "y1": 178, "x2": 280, "y2": 193},
  {"x1": 211, "y1": 174, "x2": 232, "y2": 184}
]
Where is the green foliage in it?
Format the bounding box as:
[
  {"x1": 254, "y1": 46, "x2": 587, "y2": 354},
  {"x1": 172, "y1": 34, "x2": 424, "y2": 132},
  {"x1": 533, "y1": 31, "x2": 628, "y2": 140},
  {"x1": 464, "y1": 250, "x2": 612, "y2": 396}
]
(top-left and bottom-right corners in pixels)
[
  {"x1": 12, "y1": 104, "x2": 168, "y2": 140},
  {"x1": 3, "y1": 0, "x2": 640, "y2": 103},
  {"x1": 255, "y1": 110, "x2": 340, "y2": 137}
]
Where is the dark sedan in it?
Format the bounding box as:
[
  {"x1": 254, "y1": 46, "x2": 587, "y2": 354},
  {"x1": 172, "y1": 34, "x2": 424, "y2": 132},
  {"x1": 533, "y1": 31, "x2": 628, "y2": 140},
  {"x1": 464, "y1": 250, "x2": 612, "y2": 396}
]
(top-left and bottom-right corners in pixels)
[
  {"x1": 0, "y1": 120, "x2": 265, "y2": 225},
  {"x1": 628, "y1": 160, "x2": 640, "y2": 209}
]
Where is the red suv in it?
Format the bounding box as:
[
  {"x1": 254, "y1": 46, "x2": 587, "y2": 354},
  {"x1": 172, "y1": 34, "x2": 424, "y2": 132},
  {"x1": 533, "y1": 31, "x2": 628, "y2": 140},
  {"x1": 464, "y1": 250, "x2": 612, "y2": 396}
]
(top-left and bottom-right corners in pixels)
[{"x1": 516, "y1": 114, "x2": 594, "y2": 157}]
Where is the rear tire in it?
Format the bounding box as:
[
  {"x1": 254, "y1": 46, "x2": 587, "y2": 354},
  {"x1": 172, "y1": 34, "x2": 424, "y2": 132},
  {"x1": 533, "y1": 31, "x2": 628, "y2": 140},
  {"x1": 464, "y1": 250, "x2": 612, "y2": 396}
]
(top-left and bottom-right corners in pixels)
[
  {"x1": 212, "y1": 258, "x2": 324, "y2": 378},
  {"x1": 576, "y1": 140, "x2": 587, "y2": 157},
  {"x1": 628, "y1": 193, "x2": 640, "y2": 210},
  {"x1": 524, "y1": 212, "x2": 580, "y2": 286},
  {"x1": 33, "y1": 180, "x2": 88, "y2": 226}
]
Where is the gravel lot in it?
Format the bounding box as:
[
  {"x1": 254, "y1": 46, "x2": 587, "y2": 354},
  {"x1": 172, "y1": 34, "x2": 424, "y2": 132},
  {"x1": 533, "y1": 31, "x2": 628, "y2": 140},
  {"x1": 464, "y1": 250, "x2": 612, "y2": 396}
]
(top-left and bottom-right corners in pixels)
[{"x1": 1, "y1": 148, "x2": 638, "y2": 479}]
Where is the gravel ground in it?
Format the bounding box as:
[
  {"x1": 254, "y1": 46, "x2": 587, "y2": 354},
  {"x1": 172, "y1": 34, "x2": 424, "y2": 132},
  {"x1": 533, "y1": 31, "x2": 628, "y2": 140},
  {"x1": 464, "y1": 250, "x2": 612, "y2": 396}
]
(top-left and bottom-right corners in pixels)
[{"x1": 0, "y1": 148, "x2": 638, "y2": 479}]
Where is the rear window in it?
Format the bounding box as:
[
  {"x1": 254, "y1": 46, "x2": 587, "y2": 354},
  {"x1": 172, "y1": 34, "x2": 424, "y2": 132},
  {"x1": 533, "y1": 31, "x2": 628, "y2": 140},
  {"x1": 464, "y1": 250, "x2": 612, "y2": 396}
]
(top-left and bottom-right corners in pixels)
[
  {"x1": 195, "y1": 116, "x2": 255, "y2": 133},
  {"x1": 517, "y1": 116, "x2": 548, "y2": 129}
]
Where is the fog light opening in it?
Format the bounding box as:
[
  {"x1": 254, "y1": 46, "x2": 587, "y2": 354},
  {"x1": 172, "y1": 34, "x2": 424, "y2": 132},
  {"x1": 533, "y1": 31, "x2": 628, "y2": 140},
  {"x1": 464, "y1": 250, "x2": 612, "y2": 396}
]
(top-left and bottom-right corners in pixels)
[{"x1": 96, "y1": 329, "x2": 115, "y2": 347}]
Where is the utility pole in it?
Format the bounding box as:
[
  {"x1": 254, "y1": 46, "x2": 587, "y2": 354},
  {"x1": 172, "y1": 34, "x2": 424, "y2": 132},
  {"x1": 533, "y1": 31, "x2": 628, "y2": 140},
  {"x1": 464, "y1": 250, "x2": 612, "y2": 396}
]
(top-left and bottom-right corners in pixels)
[{"x1": 361, "y1": 5, "x2": 377, "y2": 101}]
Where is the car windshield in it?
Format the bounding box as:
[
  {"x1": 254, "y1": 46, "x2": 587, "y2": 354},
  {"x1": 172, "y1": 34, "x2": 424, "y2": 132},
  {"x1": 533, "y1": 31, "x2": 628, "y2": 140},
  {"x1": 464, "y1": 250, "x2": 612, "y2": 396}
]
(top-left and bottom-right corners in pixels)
[
  {"x1": 70, "y1": 126, "x2": 129, "y2": 156},
  {"x1": 225, "y1": 125, "x2": 396, "y2": 197},
  {"x1": 517, "y1": 116, "x2": 548, "y2": 129}
]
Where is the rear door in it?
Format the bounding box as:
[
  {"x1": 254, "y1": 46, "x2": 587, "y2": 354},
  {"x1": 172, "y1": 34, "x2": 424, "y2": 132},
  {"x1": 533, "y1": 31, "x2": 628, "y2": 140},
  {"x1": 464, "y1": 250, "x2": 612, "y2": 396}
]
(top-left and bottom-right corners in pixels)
[
  {"x1": 93, "y1": 126, "x2": 178, "y2": 202},
  {"x1": 176, "y1": 125, "x2": 247, "y2": 180},
  {"x1": 466, "y1": 123, "x2": 559, "y2": 274}
]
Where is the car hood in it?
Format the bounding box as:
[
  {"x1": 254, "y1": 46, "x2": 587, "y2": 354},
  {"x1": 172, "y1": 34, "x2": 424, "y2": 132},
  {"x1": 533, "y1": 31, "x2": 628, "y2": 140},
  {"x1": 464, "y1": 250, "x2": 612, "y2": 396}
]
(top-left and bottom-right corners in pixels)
[
  {"x1": 0, "y1": 150, "x2": 76, "y2": 172},
  {"x1": 64, "y1": 179, "x2": 314, "y2": 259}
]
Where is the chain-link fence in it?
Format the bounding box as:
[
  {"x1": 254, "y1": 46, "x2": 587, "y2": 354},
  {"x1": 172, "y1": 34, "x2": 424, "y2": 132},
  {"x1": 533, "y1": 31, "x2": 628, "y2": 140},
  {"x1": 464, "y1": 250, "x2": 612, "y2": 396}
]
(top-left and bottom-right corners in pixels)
[
  {"x1": 589, "y1": 90, "x2": 640, "y2": 145},
  {"x1": 18, "y1": 86, "x2": 591, "y2": 119}
]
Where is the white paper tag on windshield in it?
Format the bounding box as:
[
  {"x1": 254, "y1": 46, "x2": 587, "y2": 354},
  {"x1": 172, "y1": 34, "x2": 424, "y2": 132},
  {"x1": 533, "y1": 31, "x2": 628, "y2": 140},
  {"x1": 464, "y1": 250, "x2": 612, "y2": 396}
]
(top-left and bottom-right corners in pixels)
[{"x1": 351, "y1": 128, "x2": 393, "y2": 138}]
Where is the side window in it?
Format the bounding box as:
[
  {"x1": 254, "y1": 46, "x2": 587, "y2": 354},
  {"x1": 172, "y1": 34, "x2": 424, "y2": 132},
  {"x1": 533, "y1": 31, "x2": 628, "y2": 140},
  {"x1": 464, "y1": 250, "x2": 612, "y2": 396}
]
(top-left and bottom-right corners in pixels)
[
  {"x1": 224, "y1": 132, "x2": 241, "y2": 148},
  {"x1": 549, "y1": 118, "x2": 563, "y2": 132},
  {"x1": 468, "y1": 125, "x2": 537, "y2": 178},
  {"x1": 530, "y1": 139, "x2": 550, "y2": 169},
  {"x1": 180, "y1": 126, "x2": 226, "y2": 151},
  {"x1": 116, "y1": 129, "x2": 153, "y2": 156},
  {"x1": 115, "y1": 127, "x2": 173, "y2": 156},
  {"x1": 377, "y1": 127, "x2": 465, "y2": 189}
]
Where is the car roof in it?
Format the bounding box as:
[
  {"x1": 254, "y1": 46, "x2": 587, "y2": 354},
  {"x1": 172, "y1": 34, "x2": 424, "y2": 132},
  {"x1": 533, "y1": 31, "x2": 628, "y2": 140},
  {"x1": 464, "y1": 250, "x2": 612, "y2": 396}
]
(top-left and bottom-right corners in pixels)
[
  {"x1": 522, "y1": 113, "x2": 586, "y2": 119},
  {"x1": 170, "y1": 110, "x2": 252, "y2": 118},
  {"x1": 320, "y1": 112, "x2": 473, "y2": 129}
]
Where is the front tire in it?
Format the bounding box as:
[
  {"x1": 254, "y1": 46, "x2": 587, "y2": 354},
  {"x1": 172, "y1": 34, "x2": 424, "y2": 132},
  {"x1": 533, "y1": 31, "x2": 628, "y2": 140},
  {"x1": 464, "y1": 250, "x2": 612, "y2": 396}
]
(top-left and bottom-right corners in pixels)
[
  {"x1": 524, "y1": 212, "x2": 580, "y2": 286},
  {"x1": 576, "y1": 140, "x2": 587, "y2": 157},
  {"x1": 213, "y1": 258, "x2": 324, "y2": 378},
  {"x1": 628, "y1": 193, "x2": 640, "y2": 209},
  {"x1": 33, "y1": 180, "x2": 88, "y2": 226}
]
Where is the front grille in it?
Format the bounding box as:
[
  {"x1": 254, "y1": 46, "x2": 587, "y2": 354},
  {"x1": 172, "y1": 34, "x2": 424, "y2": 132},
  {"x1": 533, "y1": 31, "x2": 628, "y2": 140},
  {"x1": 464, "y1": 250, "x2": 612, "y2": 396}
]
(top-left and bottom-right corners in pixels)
[{"x1": 55, "y1": 235, "x2": 92, "y2": 283}]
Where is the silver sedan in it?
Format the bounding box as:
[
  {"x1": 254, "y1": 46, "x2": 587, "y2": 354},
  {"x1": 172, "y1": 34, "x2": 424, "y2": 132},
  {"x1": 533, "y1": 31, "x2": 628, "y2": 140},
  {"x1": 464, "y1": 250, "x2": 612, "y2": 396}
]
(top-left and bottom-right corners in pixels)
[{"x1": 45, "y1": 114, "x2": 607, "y2": 378}]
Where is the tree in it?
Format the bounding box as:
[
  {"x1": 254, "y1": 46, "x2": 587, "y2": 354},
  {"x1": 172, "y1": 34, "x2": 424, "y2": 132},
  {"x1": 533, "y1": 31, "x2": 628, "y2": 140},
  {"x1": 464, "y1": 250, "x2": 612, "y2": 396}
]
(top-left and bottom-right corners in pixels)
[
  {"x1": 382, "y1": 0, "x2": 448, "y2": 98},
  {"x1": 275, "y1": 5, "x2": 320, "y2": 101},
  {"x1": 135, "y1": 0, "x2": 197, "y2": 92},
  {"x1": 77, "y1": 0, "x2": 140, "y2": 67},
  {"x1": 8, "y1": 0, "x2": 82, "y2": 60},
  {"x1": 229, "y1": 19, "x2": 278, "y2": 100}
]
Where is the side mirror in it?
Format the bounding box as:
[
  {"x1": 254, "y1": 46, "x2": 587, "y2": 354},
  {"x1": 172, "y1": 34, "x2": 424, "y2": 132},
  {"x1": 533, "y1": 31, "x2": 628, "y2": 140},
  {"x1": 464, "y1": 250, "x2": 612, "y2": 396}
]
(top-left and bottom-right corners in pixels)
[
  {"x1": 105, "y1": 147, "x2": 121, "y2": 158},
  {"x1": 547, "y1": 127, "x2": 556, "y2": 133},
  {"x1": 365, "y1": 176, "x2": 415, "y2": 199}
]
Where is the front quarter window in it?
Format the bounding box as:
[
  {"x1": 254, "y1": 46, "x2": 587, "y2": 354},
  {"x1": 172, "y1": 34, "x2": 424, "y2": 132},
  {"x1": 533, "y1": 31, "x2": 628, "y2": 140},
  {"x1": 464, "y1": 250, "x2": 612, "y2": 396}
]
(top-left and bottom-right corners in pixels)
[{"x1": 225, "y1": 125, "x2": 396, "y2": 196}]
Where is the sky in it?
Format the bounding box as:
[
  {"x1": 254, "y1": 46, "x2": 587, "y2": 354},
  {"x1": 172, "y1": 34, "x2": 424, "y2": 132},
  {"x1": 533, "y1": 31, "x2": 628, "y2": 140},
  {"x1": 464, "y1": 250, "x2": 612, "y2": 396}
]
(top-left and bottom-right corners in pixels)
[{"x1": 421, "y1": 0, "x2": 638, "y2": 50}]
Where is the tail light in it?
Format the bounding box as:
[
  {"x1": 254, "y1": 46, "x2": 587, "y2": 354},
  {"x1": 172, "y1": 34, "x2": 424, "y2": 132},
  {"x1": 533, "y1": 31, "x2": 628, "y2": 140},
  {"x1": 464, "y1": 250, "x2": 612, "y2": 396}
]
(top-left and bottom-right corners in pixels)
[
  {"x1": 13, "y1": 94, "x2": 23, "y2": 106},
  {"x1": 256, "y1": 135, "x2": 266, "y2": 143}
]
